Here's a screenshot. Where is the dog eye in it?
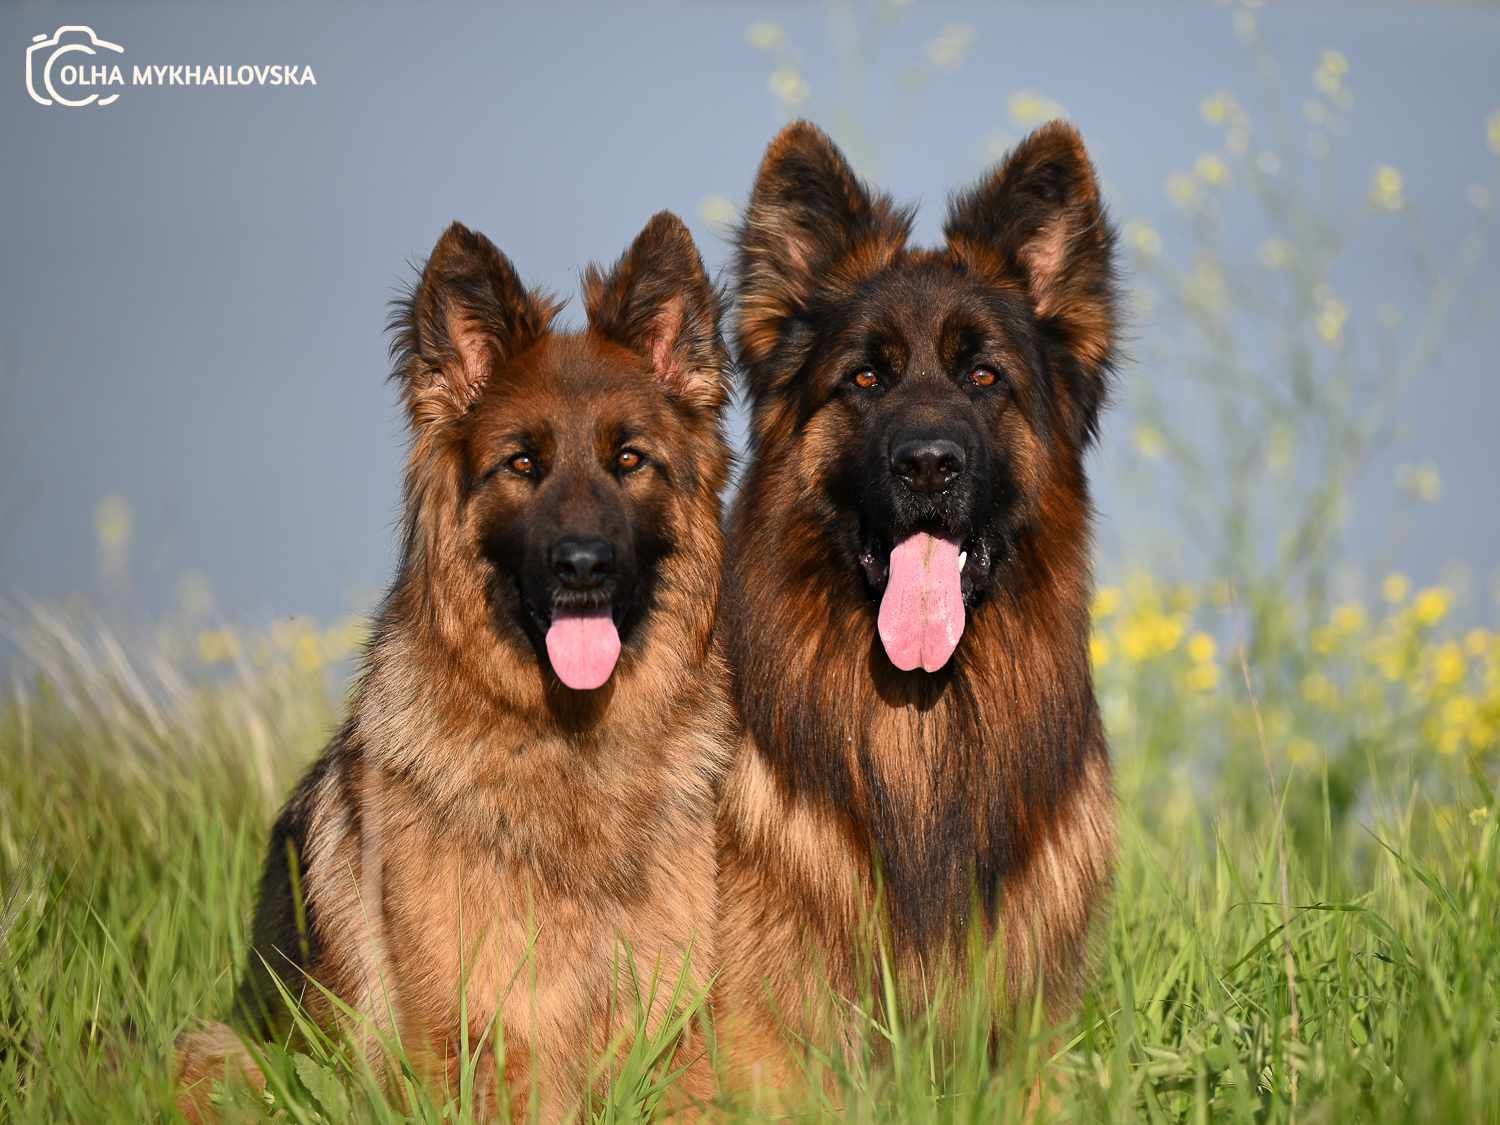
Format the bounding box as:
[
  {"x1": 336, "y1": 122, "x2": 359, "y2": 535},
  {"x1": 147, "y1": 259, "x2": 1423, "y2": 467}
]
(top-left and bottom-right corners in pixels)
[
  {"x1": 507, "y1": 452, "x2": 538, "y2": 477},
  {"x1": 968, "y1": 366, "x2": 1000, "y2": 389},
  {"x1": 850, "y1": 369, "x2": 881, "y2": 390},
  {"x1": 615, "y1": 448, "x2": 647, "y2": 473}
]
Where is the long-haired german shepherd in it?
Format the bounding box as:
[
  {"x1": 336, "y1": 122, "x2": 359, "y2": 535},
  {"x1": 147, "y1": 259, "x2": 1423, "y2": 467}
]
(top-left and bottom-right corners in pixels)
[
  {"x1": 716, "y1": 120, "x2": 1120, "y2": 1086},
  {"x1": 177, "y1": 213, "x2": 733, "y2": 1119}
]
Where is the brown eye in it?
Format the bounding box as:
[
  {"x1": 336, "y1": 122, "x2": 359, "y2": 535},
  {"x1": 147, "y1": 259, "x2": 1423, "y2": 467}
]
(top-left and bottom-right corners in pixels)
[
  {"x1": 508, "y1": 452, "x2": 537, "y2": 476},
  {"x1": 968, "y1": 366, "x2": 999, "y2": 388},
  {"x1": 616, "y1": 448, "x2": 645, "y2": 473},
  {"x1": 851, "y1": 369, "x2": 881, "y2": 390}
]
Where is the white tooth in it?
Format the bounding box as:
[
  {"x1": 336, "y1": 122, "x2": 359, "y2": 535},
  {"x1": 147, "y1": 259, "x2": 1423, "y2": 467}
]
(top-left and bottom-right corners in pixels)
[{"x1": 957, "y1": 551, "x2": 968, "y2": 572}]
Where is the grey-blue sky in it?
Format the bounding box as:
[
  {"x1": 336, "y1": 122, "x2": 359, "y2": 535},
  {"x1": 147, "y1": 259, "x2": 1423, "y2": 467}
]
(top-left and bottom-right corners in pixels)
[{"x1": 2, "y1": 1, "x2": 1496, "y2": 627}]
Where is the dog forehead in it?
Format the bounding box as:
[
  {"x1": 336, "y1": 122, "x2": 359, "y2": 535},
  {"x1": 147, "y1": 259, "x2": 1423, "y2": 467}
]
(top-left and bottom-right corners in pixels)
[
  {"x1": 473, "y1": 334, "x2": 670, "y2": 437},
  {"x1": 844, "y1": 266, "x2": 1000, "y2": 353}
]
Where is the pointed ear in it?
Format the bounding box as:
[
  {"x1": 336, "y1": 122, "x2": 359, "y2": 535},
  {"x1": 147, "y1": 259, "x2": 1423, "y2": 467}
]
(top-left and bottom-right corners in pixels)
[
  {"x1": 583, "y1": 211, "x2": 729, "y2": 414},
  {"x1": 944, "y1": 120, "x2": 1118, "y2": 384},
  {"x1": 390, "y1": 222, "x2": 558, "y2": 430},
  {"x1": 735, "y1": 121, "x2": 911, "y2": 383}
]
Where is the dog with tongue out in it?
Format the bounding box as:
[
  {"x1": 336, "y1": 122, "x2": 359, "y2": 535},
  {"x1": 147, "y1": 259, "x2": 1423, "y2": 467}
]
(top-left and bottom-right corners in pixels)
[
  {"x1": 177, "y1": 212, "x2": 735, "y2": 1121},
  {"x1": 716, "y1": 118, "x2": 1122, "y2": 1095}
]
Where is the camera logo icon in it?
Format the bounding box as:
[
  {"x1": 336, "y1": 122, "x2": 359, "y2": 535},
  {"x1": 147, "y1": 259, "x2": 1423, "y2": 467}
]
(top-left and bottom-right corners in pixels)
[{"x1": 25, "y1": 25, "x2": 125, "y2": 108}]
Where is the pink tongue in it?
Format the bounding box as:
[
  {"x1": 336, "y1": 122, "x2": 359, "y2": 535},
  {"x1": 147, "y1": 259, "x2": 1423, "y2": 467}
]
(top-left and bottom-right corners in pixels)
[
  {"x1": 545, "y1": 610, "x2": 622, "y2": 691},
  {"x1": 877, "y1": 533, "x2": 966, "y2": 672}
]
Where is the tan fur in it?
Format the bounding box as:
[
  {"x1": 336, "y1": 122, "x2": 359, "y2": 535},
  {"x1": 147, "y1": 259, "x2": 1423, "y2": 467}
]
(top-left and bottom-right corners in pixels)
[
  {"x1": 715, "y1": 120, "x2": 1121, "y2": 1099},
  {"x1": 178, "y1": 215, "x2": 732, "y2": 1121}
]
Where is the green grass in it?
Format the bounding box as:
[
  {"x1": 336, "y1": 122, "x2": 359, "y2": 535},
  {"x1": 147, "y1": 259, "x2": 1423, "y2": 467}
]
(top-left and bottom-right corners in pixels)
[{"x1": 1, "y1": 614, "x2": 1497, "y2": 1124}]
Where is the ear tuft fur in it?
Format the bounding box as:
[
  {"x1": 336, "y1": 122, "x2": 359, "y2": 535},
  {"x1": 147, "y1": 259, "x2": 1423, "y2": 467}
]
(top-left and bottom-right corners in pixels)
[
  {"x1": 945, "y1": 121, "x2": 1119, "y2": 440},
  {"x1": 388, "y1": 222, "x2": 561, "y2": 430},
  {"x1": 734, "y1": 122, "x2": 913, "y2": 397},
  {"x1": 583, "y1": 211, "x2": 730, "y2": 414},
  {"x1": 944, "y1": 122, "x2": 1118, "y2": 370}
]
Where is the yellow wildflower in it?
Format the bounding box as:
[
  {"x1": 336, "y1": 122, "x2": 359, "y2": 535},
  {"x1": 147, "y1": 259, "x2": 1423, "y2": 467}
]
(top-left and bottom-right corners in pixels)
[
  {"x1": 271, "y1": 617, "x2": 313, "y2": 651},
  {"x1": 1331, "y1": 603, "x2": 1367, "y2": 635},
  {"x1": 1433, "y1": 644, "x2": 1466, "y2": 687},
  {"x1": 926, "y1": 24, "x2": 974, "y2": 71},
  {"x1": 294, "y1": 632, "x2": 325, "y2": 674},
  {"x1": 1124, "y1": 219, "x2": 1163, "y2": 258},
  {"x1": 1187, "y1": 632, "x2": 1217, "y2": 665},
  {"x1": 95, "y1": 494, "x2": 133, "y2": 576},
  {"x1": 1412, "y1": 587, "x2": 1452, "y2": 628},
  {"x1": 1090, "y1": 634, "x2": 1112, "y2": 668},
  {"x1": 768, "y1": 66, "x2": 809, "y2": 107},
  {"x1": 196, "y1": 627, "x2": 240, "y2": 665},
  {"x1": 1487, "y1": 108, "x2": 1500, "y2": 155},
  {"x1": 1287, "y1": 736, "x2": 1319, "y2": 766},
  {"x1": 1200, "y1": 92, "x2": 1233, "y2": 125},
  {"x1": 1316, "y1": 295, "x2": 1349, "y2": 345},
  {"x1": 1134, "y1": 425, "x2": 1166, "y2": 461},
  {"x1": 1319, "y1": 49, "x2": 1349, "y2": 78},
  {"x1": 745, "y1": 20, "x2": 784, "y2": 50},
  {"x1": 1370, "y1": 165, "x2": 1404, "y2": 211},
  {"x1": 1119, "y1": 621, "x2": 1152, "y2": 663},
  {"x1": 1187, "y1": 663, "x2": 1220, "y2": 693},
  {"x1": 1396, "y1": 463, "x2": 1441, "y2": 502},
  {"x1": 1195, "y1": 154, "x2": 1229, "y2": 186},
  {"x1": 1375, "y1": 643, "x2": 1405, "y2": 682},
  {"x1": 1092, "y1": 587, "x2": 1122, "y2": 619},
  {"x1": 1301, "y1": 672, "x2": 1338, "y2": 707},
  {"x1": 1443, "y1": 695, "x2": 1478, "y2": 728},
  {"x1": 698, "y1": 195, "x2": 738, "y2": 229},
  {"x1": 1008, "y1": 90, "x2": 1066, "y2": 127},
  {"x1": 1382, "y1": 573, "x2": 1411, "y2": 604},
  {"x1": 1166, "y1": 171, "x2": 1198, "y2": 208},
  {"x1": 1157, "y1": 613, "x2": 1187, "y2": 654}
]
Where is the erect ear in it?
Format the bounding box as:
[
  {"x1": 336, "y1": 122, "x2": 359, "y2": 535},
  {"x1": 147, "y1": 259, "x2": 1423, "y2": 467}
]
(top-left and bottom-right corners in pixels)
[
  {"x1": 582, "y1": 211, "x2": 729, "y2": 414},
  {"x1": 944, "y1": 121, "x2": 1119, "y2": 392},
  {"x1": 735, "y1": 121, "x2": 911, "y2": 386},
  {"x1": 390, "y1": 221, "x2": 558, "y2": 430}
]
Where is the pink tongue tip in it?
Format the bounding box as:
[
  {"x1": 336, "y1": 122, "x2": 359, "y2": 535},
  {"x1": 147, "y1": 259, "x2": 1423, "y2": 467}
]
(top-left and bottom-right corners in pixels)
[
  {"x1": 877, "y1": 533, "x2": 966, "y2": 673},
  {"x1": 545, "y1": 609, "x2": 622, "y2": 691}
]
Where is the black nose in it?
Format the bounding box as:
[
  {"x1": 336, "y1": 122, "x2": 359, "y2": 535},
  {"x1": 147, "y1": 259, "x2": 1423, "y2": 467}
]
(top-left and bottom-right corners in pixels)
[
  {"x1": 549, "y1": 537, "x2": 615, "y2": 590},
  {"x1": 891, "y1": 437, "x2": 966, "y2": 494}
]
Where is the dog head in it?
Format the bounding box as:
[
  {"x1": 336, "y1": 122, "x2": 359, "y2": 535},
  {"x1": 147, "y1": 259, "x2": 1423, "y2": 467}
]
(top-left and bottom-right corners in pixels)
[
  {"x1": 391, "y1": 214, "x2": 729, "y2": 692},
  {"x1": 735, "y1": 120, "x2": 1118, "y2": 673}
]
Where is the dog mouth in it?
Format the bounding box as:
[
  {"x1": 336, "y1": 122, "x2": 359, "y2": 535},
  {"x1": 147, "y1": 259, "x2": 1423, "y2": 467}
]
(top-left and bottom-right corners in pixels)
[
  {"x1": 858, "y1": 531, "x2": 991, "y2": 673},
  {"x1": 537, "y1": 592, "x2": 623, "y2": 692}
]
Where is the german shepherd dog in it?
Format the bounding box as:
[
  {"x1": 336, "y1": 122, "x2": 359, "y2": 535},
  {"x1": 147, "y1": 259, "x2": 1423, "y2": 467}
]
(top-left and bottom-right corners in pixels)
[
  {"x1": 177, "y1": 214, "x2": 733, "y2": 1119},
  {"x1": 716, "y1": 121, "x2": 1120, "y2": 1087}
]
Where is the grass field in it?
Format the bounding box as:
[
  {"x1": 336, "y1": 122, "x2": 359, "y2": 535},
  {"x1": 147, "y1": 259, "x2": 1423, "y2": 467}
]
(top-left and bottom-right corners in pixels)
[{"x1": 1, "y1": 580, "x2": 1497, "y2": 1124}]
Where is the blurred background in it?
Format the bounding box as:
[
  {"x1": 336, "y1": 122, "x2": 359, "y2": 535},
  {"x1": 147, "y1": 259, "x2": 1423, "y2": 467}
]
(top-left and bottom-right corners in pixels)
[
  {"x1": 2, "y1": 1, "x2": 1498, "y2": 817},
  {"x1": 3, "y1": 1, "x2": 1497, "y2": 623}
]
